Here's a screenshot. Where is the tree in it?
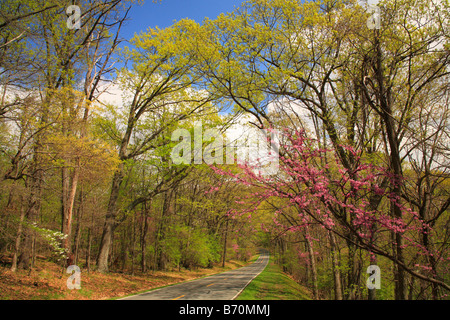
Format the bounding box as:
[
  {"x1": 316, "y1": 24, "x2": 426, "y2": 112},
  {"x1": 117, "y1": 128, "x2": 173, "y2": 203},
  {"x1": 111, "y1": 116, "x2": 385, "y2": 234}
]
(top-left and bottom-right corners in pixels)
[
  {"x1": 197, "y1": 0, "x2": 450, "y2": 299},
  {"x1": 1, "y1": 0, "x2": 133, "y2": 270},
  {"x1": 96, "y1": 19, "x2": 214, "y2": 272},
  {"x1": 213, "y1": 128, "x2": 450, "y2": 293}
]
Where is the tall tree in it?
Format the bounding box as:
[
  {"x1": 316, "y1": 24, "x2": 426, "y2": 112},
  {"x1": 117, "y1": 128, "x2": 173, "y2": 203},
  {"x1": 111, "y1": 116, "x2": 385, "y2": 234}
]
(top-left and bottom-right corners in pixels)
[{"x1": 96, "y1": 19, "x2": 213, "y2": 272}]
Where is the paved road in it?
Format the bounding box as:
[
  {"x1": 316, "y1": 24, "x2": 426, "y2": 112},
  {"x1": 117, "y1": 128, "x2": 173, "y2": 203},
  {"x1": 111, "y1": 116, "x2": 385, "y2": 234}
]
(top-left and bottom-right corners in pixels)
[{"x1": 120, "y1": 251, "x2": 269, "y2": 300}]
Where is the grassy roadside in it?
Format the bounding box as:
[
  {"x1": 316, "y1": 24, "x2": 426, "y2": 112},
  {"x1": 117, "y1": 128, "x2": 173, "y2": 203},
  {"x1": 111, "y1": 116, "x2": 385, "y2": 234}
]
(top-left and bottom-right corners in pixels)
[
  {"x1": 0, "y1": 258, "x2": 253, "y2": 300},
  {"x1": 236, "y1": 257, "x2": 312, "y2": 300}
]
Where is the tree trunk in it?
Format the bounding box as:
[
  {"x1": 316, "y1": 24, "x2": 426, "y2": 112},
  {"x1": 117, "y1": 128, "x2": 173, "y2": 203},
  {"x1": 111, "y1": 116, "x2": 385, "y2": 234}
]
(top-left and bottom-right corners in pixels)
[
  {"x1": 61, "y1": 160, "x2": 81, "y2": 260},
  {"x1": 11, "y1": 197, "x2": 26, "y2": 272},
  {"x1": 73, "y1": 189, "x2": 83, "y2": 265},
  {"x1": 131, "y1": 212, "x2": 136, "y2": 275},
  {"x1": 97, "y1": 113, "x2": 132, "y2": 273},
  {"x1": 222, "y1": 218, "x2": 228, "y2": 268},
  {"x1": 141, "y1": 200, "x2": 149, "y2": 273},
  {"x1": 86, "y1": 209, "x2": 93, "y2": 274},
  {"x1": 368, "y1": 253, "x2": 377, "y2": 300},
  {"x1": 345, "y1": 239, "x2": 359, "y2": 300},
  {"x1": 97, "y1": 167, "x2": 124, "y2": 273},
  {"x1": 305, "y1": 228, "x2": 319, "y2": 300},
  {"x1": 18, "y1": 171, "x2": 41, "y2": 270},
  {"x1": 329, "y1": 231, "x2": 343, "y2": 300},
  {"x1": 97, "y1": 213, "x2": 116, "y2": 273},
  {"x1": 61, "y1": 166, "x2": 69, "y2": 243},
  {"x1": 373, "y1": 29, "x2": 407, "y2": 300},
  {"x1": 156, "y1": 190, "x2": 172, "y2": 270}
]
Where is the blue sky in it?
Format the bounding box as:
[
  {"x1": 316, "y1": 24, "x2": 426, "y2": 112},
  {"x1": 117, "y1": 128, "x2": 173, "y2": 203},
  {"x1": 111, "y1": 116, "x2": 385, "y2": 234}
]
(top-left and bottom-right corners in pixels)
[
  {"x1": 121, "y1": 0, "x2": 246, "y2": 40},
  {"x1": 101, "y1": 0, "x2": 247, "y2": 103}
]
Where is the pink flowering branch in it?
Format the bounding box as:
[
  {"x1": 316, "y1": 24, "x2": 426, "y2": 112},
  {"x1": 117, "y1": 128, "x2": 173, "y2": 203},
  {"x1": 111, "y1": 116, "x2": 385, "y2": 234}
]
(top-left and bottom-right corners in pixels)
[{"x1": 210, "y1": 128, "x2": 450, "y2": 291}]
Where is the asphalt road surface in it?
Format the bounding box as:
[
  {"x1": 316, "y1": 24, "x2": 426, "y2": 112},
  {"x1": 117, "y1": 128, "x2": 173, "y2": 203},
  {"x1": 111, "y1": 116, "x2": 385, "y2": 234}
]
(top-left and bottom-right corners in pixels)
[{"x1": 120, "y1": 251, "x2": 269, "y2": 300}]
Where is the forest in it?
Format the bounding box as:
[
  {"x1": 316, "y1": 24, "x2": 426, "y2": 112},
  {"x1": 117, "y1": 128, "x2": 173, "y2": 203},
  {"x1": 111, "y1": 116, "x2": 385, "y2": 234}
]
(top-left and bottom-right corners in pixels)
[{"x1": 0, "y1": 0, "x2": 449, "y2": 300}]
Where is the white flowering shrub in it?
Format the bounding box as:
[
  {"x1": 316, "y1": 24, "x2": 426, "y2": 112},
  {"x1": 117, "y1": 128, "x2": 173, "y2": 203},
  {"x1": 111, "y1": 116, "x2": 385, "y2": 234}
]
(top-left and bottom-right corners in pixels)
[{"x1": 28, "y1": 222, "x2": 69, "y2": 261}]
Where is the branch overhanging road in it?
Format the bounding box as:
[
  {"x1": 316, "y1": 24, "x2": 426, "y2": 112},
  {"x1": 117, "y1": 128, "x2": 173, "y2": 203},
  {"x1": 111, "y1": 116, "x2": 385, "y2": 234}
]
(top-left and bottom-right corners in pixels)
[{"x1": 120, "y1": 251, "x2": 269, "y2": 300}]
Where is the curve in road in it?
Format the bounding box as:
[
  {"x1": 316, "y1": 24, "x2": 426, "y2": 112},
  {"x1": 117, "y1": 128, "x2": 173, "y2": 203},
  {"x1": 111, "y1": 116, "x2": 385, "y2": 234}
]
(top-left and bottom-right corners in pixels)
[{"x1": 120, "y1": 251, "x2": 269, "y2": 300}]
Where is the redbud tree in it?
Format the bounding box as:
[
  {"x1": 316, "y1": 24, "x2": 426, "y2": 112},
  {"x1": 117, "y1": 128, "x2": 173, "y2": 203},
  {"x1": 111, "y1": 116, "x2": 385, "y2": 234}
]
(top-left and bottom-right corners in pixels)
[{"x1": 211, "y1": 128, "x2": 450, "y2": 292}]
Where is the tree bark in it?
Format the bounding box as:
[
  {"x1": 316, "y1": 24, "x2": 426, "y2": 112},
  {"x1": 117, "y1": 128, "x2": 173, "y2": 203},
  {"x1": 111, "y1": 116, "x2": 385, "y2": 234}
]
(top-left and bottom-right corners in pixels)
[
  {"x1": 97, "y1": 166, "x2": 125, "y2": 272},
  {"x1": 305, "y1": 228, "x2": 319, "y2": 300},
  {"x1": 222, "y1": 218, "x2": 229, "y2": 268},
  {"x1": 61, "y1": 161, "x2": 80, "y2": 260},
  {"x1": 10, "y1": 196, "x2": 26, "y2": 272},
  {"x1": 368, "y1": 253, "x2": 377, "y2": 300},
  {"x1": 140, "y1": 200, "x2": 150, "y2": 273},
  {"x1": 156, "y1": 190, "x2": 172, "y2": 270},
  {"x1": 373, "y1": 29, "x2": 407, "y2": 300},
  {"x1": 329, "y1": 231, "x2": 343, "y2": 300},
  {"x1": 73, "y1": 189, "x2": 83, "y2": 265},
  {"x1": 18, "y1": 170, "x2": 41, "y2": 270}
]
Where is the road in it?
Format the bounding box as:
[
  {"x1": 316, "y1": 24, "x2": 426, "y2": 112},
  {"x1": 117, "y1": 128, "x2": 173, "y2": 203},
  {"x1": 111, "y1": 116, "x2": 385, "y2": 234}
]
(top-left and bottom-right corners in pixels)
[{"x1": 120, "y1": 251, "x2": 269, "y2": 300}]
